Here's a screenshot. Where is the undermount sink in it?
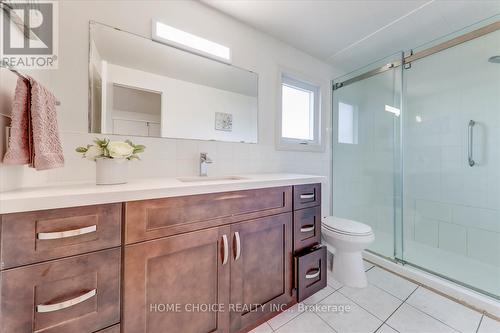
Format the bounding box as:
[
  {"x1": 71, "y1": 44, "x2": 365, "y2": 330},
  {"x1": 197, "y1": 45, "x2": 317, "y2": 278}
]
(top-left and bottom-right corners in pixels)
[{"x1": 177, "y1": 176, "x2": 249, "y2": 183}]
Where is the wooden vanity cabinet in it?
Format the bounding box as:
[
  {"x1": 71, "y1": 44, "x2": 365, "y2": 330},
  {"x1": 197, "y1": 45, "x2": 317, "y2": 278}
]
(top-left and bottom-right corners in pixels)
[
  {"x1": 123, "y1": 213, "x2": 294, "y2": 333},
  {"x1": 229, "y1": 213, "x2": 294, "y2": 333},
  {"x1": 123, "y1": 226, "x2": 231, "y2": 333},
  {"x1": 0, "y1": 182, "x2": 324, "y2": 333},
  {"x1": 123, "y1": 186, "x2": 297, "y2": 333}
]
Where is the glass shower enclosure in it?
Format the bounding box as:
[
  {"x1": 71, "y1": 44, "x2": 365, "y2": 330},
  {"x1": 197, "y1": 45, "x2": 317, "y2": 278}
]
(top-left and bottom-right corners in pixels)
[{"x1": 332, "y1": 19, "x2": 500, "y2": 299}]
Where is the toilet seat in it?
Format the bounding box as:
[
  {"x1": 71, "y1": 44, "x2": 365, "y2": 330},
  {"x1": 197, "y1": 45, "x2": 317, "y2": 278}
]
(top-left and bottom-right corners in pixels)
[{"x1": 322, "y1": 216, "x2": 373, "y2": 236}]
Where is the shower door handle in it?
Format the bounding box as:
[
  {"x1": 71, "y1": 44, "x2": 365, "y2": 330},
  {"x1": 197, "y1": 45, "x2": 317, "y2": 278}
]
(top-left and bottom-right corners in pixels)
[{"x1": 467, "y1": 120, "x2": 475, "y2": 167}]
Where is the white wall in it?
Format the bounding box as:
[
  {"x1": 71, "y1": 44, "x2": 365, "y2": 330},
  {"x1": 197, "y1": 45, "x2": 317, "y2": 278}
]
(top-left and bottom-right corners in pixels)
[{"x1": 0, "y1": 0, "x2": 338, "y2": 214}]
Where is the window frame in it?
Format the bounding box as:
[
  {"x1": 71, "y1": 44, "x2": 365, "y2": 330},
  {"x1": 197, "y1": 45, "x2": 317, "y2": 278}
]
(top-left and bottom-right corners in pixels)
[{"x1": 276, "y1": 70, "x2": 324, "y2": 152}]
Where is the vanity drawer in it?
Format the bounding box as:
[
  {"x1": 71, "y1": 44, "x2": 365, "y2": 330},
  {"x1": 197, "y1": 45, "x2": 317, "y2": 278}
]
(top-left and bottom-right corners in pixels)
[
  {"x1": 0, "y1": 203, "x2": 122, "y2": 269},
  {"x1": 0, "y1": 248, "x2": 121, "y2": 333},
  {"x1": 293, "y1": 184, "x2": 321, "y2": 210},
  {"x1": 295, "y1": 246, "x2": 327, "y2": 302},
  {"x1": 293, "y1": 206, "x2": 321, "y2": 253},
  {"x1": 124, "y1": 186, "x2": 292, "y2": 244}
]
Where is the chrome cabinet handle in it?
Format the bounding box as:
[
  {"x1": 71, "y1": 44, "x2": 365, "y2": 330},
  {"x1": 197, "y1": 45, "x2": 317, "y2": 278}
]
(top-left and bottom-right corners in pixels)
[
  {"x1": 222, "y1": 234, "x2": 228, "y2": 265},
  {"x1": 37, "y1": 225, "x2": 97, "y2": 240},
  {"x1": 300, "y1": 193, "x2": 315, "y2": 200},
  {"x1": 468, "y1": 120, "x2": 475, "y2": 167},
  {"x1": 305, "y1": 268, "x2": 320, "y2": 279},
  {"x1": 36, "y1": 289, "x2": 96, "y2": 313},
  {"x1": 300, "y1": 225, "x2": 315, "y2": 233},
  {"x1": 234, "y1": 232, "x2": 241, "y2": 261}
]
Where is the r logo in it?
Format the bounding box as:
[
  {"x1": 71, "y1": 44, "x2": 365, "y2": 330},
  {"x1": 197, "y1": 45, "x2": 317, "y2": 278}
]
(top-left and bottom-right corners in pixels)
[
  {"x1": 2, "y1": 1, "x2": 53, "y2": 54},
  {"x1": 1, "y1": 1, "x2": 58, "y2": 68}
]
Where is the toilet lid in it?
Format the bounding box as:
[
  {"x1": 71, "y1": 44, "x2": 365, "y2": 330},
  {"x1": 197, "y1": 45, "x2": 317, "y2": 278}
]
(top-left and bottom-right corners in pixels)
[{"x1": 322, "y1": 216, "x2": 373, "y2": 236}]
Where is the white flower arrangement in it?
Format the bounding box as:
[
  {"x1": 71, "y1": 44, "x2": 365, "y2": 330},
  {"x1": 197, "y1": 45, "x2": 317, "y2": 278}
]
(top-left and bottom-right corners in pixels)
[{"x1": 76, "y1": 138, "x2": 145, "y2": 161}]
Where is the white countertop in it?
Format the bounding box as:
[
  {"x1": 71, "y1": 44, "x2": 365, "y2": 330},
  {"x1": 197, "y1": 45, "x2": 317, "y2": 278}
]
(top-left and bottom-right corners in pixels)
[{"x1": 0, "y1": 173, "x2": 325, "y2": 214}]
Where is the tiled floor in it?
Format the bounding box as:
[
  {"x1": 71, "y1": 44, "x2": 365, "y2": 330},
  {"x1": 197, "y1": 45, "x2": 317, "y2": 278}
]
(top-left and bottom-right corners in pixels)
[{"x1": 250, "y1": 261, "x2": 500, "y2": 333}]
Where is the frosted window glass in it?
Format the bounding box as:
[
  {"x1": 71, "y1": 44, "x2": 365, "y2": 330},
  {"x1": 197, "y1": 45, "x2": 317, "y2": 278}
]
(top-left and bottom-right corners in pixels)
[
  {"x1": 338, "y1": 102, "x2": 357, "y2": 144},
  {"x1": 281, "y1": 85, "x2": 314, "y2": 141}
]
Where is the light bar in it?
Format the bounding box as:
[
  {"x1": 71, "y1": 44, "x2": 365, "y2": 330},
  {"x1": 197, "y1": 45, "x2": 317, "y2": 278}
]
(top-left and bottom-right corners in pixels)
[
  {"x1": 385, "y1": 105, "x2": 401, "y2": 117},
  {"x1": 152, "y1": 19, "x2": 231, "y2": 62}
]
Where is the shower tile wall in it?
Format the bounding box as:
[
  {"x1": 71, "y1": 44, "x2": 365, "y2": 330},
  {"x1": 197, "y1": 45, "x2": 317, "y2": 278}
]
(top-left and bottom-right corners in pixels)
[{"x1": 404, "y1": 29, "x2": 500, "y2": 290}]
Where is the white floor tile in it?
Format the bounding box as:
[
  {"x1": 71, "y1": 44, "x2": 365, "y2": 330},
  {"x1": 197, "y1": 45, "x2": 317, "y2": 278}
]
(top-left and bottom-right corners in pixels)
[
  {"x1": 376, "y1": 324, "x2": 399, "y2": 333},
  {"x1": 275, "y1": 312, "x2": 335, "y2": 333},
  {"x1": 327, "y1": 269, "x2": 343, "y2": 289},
  {"x1": 267, "y1": 303, "x2": 304, "y2": 331},
  {"x1": 303, "y1": 285, "x2": 336, "y2": 305},
  {"x1": 339, "y1": 284, "x2": 403, "y2": 321},
  {"x1": 477, "y1": 316, "x2": 500, "y2": 333},
  {"x1": 406, "y1": 287, "x2": 482, "y2": 333},
  {"x1": 316, "y1": 291, "x2": 383, "y2": 333},
  {"x1": 249, "y1": 322, "x2": 274, "y2": 333},
  {"x1": 387, "y1": 303, "x2": 457, "y2": 333},
  {"x1": 366, "y1": 267, "x2": 418, "y2": 300}
]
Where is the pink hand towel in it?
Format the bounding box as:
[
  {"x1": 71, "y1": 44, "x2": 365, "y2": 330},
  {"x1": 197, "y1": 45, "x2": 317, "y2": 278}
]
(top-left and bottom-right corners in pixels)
[
  {"x1": 3, "y1": 77, "x2": 31, "y2": 165},
  {"x1": 29, "y1": 77, "x2": 64, "y2": 170}
]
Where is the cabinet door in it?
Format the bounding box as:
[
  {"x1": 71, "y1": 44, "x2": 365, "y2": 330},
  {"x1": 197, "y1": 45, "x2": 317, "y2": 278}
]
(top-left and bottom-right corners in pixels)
[
  {"x1": 230, "y1": 213, "x2": 294, "y2": 332},
  {"x1": 123, "y1": 226, "x2": 230, "y2": 333}
]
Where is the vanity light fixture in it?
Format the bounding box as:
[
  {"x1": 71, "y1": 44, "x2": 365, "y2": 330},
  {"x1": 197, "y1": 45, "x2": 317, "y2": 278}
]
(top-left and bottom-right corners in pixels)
[{"x1": 152, "y1": 19, "x2": 231, "y2": 62}]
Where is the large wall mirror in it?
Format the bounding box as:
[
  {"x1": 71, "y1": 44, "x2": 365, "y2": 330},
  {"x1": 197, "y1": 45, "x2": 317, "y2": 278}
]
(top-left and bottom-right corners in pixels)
[{"x1": 89, "y1": 22, "x2": 258, "y2": 143}]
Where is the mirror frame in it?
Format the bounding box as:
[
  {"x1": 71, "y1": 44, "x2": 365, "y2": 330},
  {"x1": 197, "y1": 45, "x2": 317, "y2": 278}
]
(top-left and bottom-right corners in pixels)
[{"x1": 88, "y1": 20, "x2": 259, "y2": 143}]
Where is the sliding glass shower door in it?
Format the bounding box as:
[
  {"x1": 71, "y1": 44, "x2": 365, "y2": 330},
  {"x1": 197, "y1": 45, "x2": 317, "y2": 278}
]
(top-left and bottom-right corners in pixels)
[
  {"x1": 332, "y1": 54, "x2": 402, "y2": 259},
  {"x1": 332, "y1": 21, "x2": 499, "y2": 298},
  {"x1": 403, "y1": 28, "x2": 500, "y2": 298}
]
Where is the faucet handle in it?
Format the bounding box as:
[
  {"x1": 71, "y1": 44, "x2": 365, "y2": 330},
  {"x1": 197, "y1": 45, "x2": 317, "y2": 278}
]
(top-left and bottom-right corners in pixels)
[{"x1": 200, "y1": 152, "x2": 213, "y2": 163}]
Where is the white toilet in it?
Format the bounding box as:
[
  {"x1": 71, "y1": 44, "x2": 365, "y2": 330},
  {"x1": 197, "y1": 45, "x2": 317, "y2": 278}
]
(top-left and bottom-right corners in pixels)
[{"x1": 321, "y1": 216, "x2": 375, "y2": 288}]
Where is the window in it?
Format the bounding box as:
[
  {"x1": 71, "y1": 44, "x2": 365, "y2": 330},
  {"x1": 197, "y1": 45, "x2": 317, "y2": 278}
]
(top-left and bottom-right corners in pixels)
[
  {"x1": 338, "y1": 102, "x2": 358, "y2": 144},
  {"x1": 278, "y1": 73, "x2": 322, "y2": 151}
]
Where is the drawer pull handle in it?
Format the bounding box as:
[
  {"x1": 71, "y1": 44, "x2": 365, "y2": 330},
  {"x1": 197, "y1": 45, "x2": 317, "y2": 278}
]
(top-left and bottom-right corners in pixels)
[
  {"x1": 300, "y1": 225, "x2": 315, "y2": 233},
  {"x1": 300, "y1": 193, "x2": 315, "y2": 200},
  {"x1": 222, "y1": 234, "x2": 229, "y2": 265},
  {"x1": 305, "y1": 268, "x2": 320, "y2": 279},
  {"x1": 36, "y1": 289, "x2": 96, "y2": 313},
  {"x1": 37, "y1": 225, "x2": 97, "y2": 240},
  {"x1": 215, "y1": 194, "x2": 246, "y2": 201},
  {"x1": 234, "y1": 232, "x2": 241, "y2": 261}
]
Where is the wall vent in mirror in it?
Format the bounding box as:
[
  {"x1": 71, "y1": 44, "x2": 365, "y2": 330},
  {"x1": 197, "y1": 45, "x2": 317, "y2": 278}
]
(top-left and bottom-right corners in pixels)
[
  {"x1": 152, "y1": 19, "x2": 231, "y2": 62},
  {"x1": 88, "y1": 22, "x2": 258, "y2": 143}
]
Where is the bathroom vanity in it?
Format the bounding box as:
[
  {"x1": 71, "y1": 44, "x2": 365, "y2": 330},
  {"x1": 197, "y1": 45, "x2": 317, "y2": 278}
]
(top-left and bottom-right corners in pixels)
[{"x1": 0, "y1": 174, "x2": 326, "y2": 333}]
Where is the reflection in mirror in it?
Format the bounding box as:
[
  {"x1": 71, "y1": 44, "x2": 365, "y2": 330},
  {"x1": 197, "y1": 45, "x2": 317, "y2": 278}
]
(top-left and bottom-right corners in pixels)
[{"x1": 89, "y1": 22, "x2": 258, "y2": 143}]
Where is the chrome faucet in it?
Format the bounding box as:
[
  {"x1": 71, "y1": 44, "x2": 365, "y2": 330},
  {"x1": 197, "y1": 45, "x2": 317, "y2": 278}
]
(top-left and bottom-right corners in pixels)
[{"x1": 199, "y1": 152, "x2": 213, "y2": 176}]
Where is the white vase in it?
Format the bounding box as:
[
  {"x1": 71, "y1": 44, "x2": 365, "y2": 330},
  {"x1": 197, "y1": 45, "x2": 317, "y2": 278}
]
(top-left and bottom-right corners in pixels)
[{"x1": 96, "y1": 158, "x2": 128, "y2": 185}]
